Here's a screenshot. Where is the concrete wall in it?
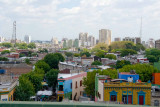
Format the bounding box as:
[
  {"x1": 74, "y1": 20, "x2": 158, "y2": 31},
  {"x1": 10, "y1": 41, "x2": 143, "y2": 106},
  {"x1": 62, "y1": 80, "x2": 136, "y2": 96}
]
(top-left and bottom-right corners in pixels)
[
  {"x1": 98, "y1": 80, "x2": 104, "y2": 101},
  {"x1": 72, "y1": 73, "x2": 86, "y2": 101}
]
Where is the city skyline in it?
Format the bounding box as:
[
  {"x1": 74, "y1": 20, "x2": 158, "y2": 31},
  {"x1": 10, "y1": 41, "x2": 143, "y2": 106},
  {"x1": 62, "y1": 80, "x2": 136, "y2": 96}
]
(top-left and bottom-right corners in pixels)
[{"x1": 0, "y1": 0, "x2": 160, "y2": 41}]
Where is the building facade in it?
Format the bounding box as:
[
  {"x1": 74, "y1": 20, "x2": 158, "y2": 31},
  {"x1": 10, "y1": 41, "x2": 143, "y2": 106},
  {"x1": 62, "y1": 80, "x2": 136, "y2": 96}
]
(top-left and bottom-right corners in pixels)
[
  {"x1": 99, "y1": 29, "x2": 111, "y2": 46},
  {"x1": 114, "y1": 38, "x2": 121, "y2": 42},
  {"x1": 95, "y1": 75, "x2": 151, "y2": 105},
  {"x1": 57, "y1": 72, "x2": 87, "y2": 101},
  {"x1": 24, "y1": 35, "x2": 31, "y2": 44},
  {"x1": 122, "y1": 37, "x2": 141, "y2": 44},
  {"x1": 155, "y1": 39, "x2": 160, "y2": 50}
]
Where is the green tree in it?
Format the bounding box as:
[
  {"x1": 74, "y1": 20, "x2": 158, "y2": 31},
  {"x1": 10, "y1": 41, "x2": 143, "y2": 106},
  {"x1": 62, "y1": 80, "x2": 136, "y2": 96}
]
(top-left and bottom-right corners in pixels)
[
  {"x1": 44, "y1": 53, "x2": 64, "y2": 69},
  {"x1": 119, "y1": 63, "x2": 160, "y2": 82},
  {"x1": 18, "y1": 43, "x2": 28, "y2": 49},
  {"x1": 14, "y1": 76, "x2": 35, "y2": 101},
  {"x1": 46, "y1": 69, "x2": 59, "y2": 89},
  {"x1": 25, "y1": 72, "x2": 43, "y2": 93},
  {"x1": 91, "y1": 61, "x2": 102, "y2": 66},
  {"x1": 35, "y1": 60, "x2": 50, "y2": 73},
  {"x1": 54, "y1": 53, "x2": 65, "y2": 62},
  {"x1": 28, "y1": 43, "x2": 36, "y2": 49},
  {"x1": 105, "y1": 54, "x2": 116, "y2": 60},
  {"x1": 83, "y1": 69, "x2": 117, "y2": 97},
  {"x1": 0, "y1": 57, "x2": 9, "y2": 61},
  {"x1": 74, "y1": 53, "x2": 80, "y2": 57},
  {"x1": 1, "y1": 43, "x2": 12, "y2": 48},
  {"x1": 145, "y1": 49, "x2": 160, "y2": 63},
  {"x1": 116, "y1": 60, "x2": 131, "y2": 69},
  {"x1": 80, "y1": 52, "x2": 91, "y2": 57},
  {"x1": 95, "y1": 51, "x2": 105, "y2": 58},
  {"x1": 92, "y1": 43, "x2": 108, "y2": 52},
  {"x1": 1, "y1": 50, "x2": 10, "y2": 54},
  {"x1": 120, "y1": 49, "x2": 137, "y2": 57},
  {"x1": 25, "y1": 58, "x2": 31, "y2": 64},
  {"x1": 65, "y1": 52, "x2": 73, "y2": 57}
]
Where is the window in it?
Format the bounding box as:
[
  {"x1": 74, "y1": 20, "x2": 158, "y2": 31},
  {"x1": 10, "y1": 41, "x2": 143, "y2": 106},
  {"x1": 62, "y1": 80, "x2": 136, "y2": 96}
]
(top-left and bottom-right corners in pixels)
[
  {"x1": 80, "y1": 80, "x2": 82, "y2": 87},
  {"x1": 59, "y1": 85, "x2": 63, "y2": 91},
  {"x1": 75, "y1": 81, "x2": 78, "y2": 88},
  {"x1": 154, "y1": 100, "x2": 159, "y2": 106},
  {"x1": 110, "y1": 95, "x2": 116, "y2": 101}
]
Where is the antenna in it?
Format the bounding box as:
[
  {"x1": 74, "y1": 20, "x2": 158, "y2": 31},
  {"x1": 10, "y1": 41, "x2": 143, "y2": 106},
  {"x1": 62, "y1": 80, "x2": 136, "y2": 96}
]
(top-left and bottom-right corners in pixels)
[
  {"x1": 140, "y1": 17, "x2": 142, "y2": 39},
  {"x1": 11, "y1": 21, "x2": 16, "y2": 46}
]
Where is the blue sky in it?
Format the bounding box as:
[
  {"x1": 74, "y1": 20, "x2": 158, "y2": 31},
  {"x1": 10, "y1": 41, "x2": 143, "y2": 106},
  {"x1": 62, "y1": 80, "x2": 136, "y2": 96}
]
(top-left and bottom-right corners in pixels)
[{"x1": 0, "y1": 0, "x2": 160, "y2": 42}]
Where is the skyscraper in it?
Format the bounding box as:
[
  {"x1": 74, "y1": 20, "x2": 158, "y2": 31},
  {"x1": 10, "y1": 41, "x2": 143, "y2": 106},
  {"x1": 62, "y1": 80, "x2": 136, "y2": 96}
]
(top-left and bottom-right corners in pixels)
[
  {"x1": 99, "y1": 29, "x2": 111, "y2": 45},
  {"x1": 24, "y1": 35, "x2": 31, "y2": 44},
  {"x1": 88, "y1": 35, "x2": 95, "y2": 47},
  {"x1": 155, "y1": 39, "x2": 160, "y2": 50}
]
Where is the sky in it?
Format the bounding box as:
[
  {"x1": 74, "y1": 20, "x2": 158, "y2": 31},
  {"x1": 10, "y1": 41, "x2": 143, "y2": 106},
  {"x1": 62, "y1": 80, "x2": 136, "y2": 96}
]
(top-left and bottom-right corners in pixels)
[{"x1": 0, "y1": 0, "x2": 160, "y2": 42}]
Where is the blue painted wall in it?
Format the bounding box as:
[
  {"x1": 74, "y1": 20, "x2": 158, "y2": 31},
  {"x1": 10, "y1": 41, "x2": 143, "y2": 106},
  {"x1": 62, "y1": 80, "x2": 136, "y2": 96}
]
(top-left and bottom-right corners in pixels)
[
  {"x1": 118, "y1": 73, "x2": 139, "y2": 81},
  {"x1": 63, "y1": 79, "x2": 72, "y2": 94}
]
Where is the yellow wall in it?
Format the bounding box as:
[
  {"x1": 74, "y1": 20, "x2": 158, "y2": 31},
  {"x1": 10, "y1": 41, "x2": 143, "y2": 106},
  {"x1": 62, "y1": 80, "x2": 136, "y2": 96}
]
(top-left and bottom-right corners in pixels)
[{"x1": 104, "y1": 82, "x2": 151, "y2": 105}]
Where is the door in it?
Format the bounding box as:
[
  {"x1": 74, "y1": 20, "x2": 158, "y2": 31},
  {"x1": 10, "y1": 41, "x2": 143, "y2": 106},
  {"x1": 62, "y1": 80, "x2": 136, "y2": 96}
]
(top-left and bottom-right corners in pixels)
[
  {"x1": 111, "y1": 95, "x2": 116, "y2": 101},
  {"x1": 139, "y1": 95, "x2": 144, "y2": 105},
  {"x1": 122, "y1": 95, "x2": 127, "y2": 104},
  {"x1": 128, "y1": 95, "x2": 132, "y2": 104}
]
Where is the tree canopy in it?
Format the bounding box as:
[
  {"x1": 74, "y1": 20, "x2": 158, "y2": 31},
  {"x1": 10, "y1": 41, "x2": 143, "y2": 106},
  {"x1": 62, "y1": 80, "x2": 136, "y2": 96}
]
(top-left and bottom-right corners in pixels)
[
  {"x1": 46, "y1": 69, "x2": 59, "y2": 89},
  {"x1": 14, "y1": 76, "x2": 35, "y2": 101},
  {"x1": 115, "y1": 60, "x2": 131, "y2": 69},
  {"x1": 44, "y1": 53, "x2": 65, "y2": 69},
  {"x1": 83, "y1": 69, "x2": 117, "y2": 97},
  {"x1": 120, "y1": 49, "x2": 137, "y2": 57},
  {"x1": 65, "y1": 52, "x2": 73, "y2": 57},
  {"x1": 35, "y1": 60, "x2": 50, "y2": 73},
  {"x1": 105, "y1": 54, "x2": 117, "y2": 60},
  {"x1": 92, "y1": 43, "x2": 108, "y2": 52},
  {"x1": 28, "y1": 43, "x2": 36, "y2": 49},
  {"x1": 145, "y1": 49, "x2": 160, "y2": 63},
  {"x1": 119, "y1": 63, "x2": 160, "y2": 82},
  {"x1": 91, "y1": 61, "x2": 102, "y2": 66}
]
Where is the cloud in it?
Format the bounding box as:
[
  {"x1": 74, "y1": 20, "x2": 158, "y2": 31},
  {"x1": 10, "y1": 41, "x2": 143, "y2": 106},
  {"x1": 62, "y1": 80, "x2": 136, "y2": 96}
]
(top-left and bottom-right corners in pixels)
[{"x1": 0, "y1": 0, "x2": 160, "y2": 41}]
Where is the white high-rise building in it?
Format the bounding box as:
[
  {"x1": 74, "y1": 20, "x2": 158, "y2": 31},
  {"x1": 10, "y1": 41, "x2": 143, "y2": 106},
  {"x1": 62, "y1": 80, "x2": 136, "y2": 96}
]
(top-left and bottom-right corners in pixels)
[
  {"x1": 0, "y1": 36, "x2": 5, "y2": 43},
  {"x1": 88, "y1": 35, "x2": 95, "y2": 47},
  {"x1": 51, "y1": 37, "x2": 58, "y2": 45},
  {"x1": 99, "y1": 29, "x2": 111, "y2": 46},
  {"x1": 24, "y1": 35, "x2": 31, "y2": 44}
]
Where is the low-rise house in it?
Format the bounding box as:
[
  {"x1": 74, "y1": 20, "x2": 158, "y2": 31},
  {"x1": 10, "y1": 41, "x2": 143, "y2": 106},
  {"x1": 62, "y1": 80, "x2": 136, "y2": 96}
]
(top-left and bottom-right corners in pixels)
[
  {"x1": 152, "y1": 73, "x2": 160, "y2": 86},
  {"x1": 95, "y1": 74, "x2": 151, "y2": 105},
  {"x1": 81, "y1": 57, "x2": 94, "y2": 66},
  {"x1": 57, "y1": 72, "x2": 87, "y2": 101},
  {"x1": 151, "y1": 86, "x2": 160, "y2": 106},
  {"x1": 59, "y1": 62, "x2": 86, "y2": 73},
  {"x1": 0, "y1": 63, "x2": 33, "y2": 76},
  {"x1": 118, "y1": 71, "x2": 139, "y2": 82},
  {"x1": 101, "y1": 58, "x2": 117, "y2": 65},
  {"x1": 0, "y1": 77, "x2": 18, "y2": 101}
]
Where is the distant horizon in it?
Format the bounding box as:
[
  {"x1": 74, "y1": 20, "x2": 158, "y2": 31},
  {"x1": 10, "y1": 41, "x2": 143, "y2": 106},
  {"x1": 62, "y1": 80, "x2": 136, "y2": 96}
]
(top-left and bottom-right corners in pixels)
[{"x1": 0, "y1": 0, "x2": 160, "y2": 42}]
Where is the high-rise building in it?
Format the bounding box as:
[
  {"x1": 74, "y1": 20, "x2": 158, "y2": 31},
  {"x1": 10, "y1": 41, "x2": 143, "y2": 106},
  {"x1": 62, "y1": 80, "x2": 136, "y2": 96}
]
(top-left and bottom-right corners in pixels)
[
  {"x1": 148, "y1": 38, "x2": 155, "y2": 48},
  {"x1": 88, "y1": 35, "x2": 95, "y2": 47},
  {"x1": 114, "y1": 37, "x2": 121, "y2": 41},
  {"x1": 155, "y1": 39, "x2": 160, "y2": 50},
  {"x1": 0, "y1": 36, "x2": 5, "y2": 43},
  {"x1": 51, "y1": 37, "x2": 58, "y2": 45},
  {"x1": 79, "y1": 32, "x2": 89, "y2": 47},
  {"x1": 122, "y1": 37, "x2": 141, "y2": 44},
  {"x1": 24, "y1": 35, "x2": 31, "y2": 44},
  {"x1": 99, "y1": 29, "x2": 111, "y2": 45}
]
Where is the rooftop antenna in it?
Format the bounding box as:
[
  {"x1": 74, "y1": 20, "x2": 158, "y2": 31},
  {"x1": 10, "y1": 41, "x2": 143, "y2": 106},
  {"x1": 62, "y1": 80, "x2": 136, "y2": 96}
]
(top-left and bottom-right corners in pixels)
[{"x1": 140, "y1": 17, "x2": 142, "y2": 39}]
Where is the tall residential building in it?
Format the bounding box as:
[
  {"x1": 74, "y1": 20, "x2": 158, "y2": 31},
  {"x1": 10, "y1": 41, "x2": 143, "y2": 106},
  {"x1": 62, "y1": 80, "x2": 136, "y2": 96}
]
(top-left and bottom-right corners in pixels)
[
  {"x1": 99, "y1": 29, "x2": 111, "y2": 45},
  {"x1": 51, "y1": 37, "x2": 58, "y2": 45},
  {"x1": 148, "y1": 38, "x2": 155, "y2": 48},
  {"x1": 24, "y1": 35, "x2": 31, "y2": 44},
  {"x1": 79, "y1": 32, "x2": 89, "y2": 47},
  {"x1": 0, "y1": 36, "x2": 5, "y2": 43},
  {"x1": 122, "y1": 37, "x2": 141, "y2": 44},
  {"x1": 114, "y1": 37, "x2": 121, "y2": 42},
  {"x1": 155, "y1": 39, "x2": 160, "y2": 50},
  {"x1": 88, "y1": 35, "x2": 95, "y2": 47}
]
